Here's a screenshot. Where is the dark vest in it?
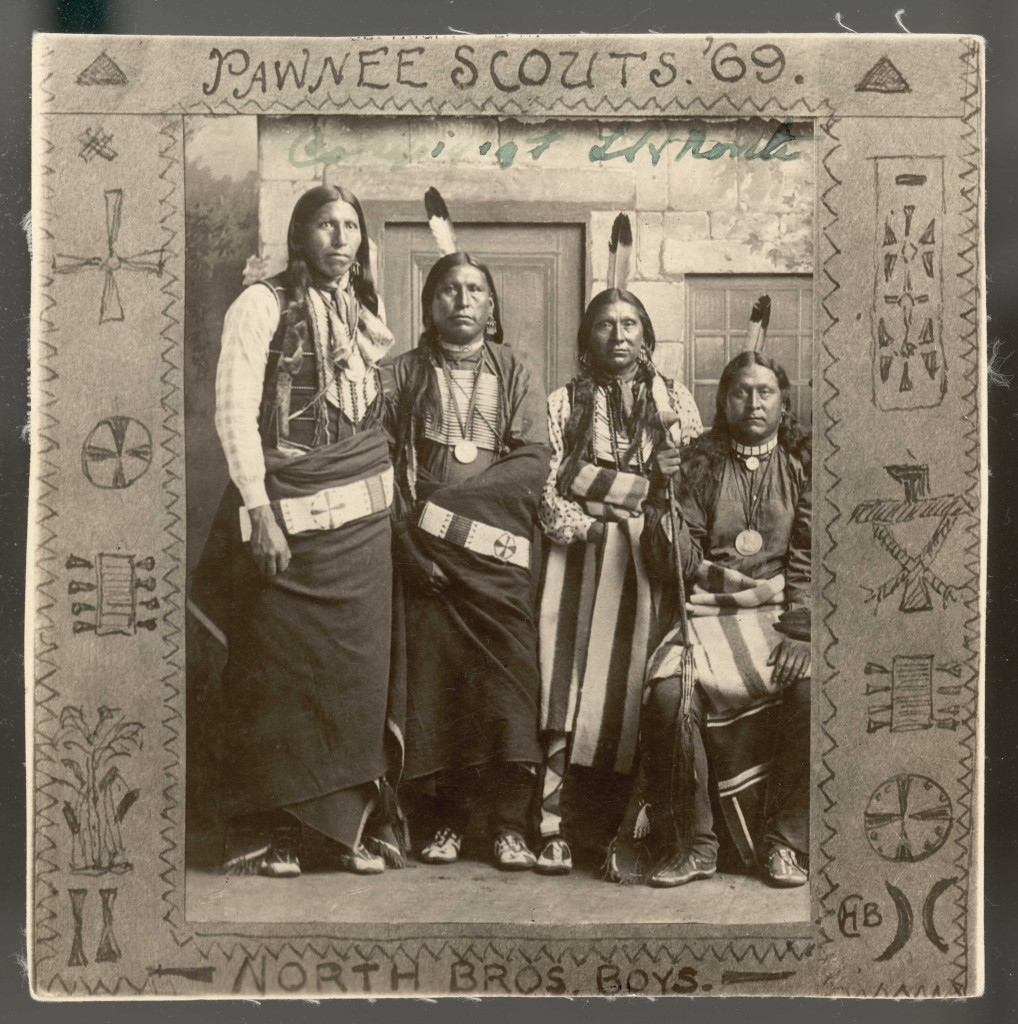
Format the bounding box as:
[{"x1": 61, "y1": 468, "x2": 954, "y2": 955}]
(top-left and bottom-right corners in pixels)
[{"x1": 256, "y1": 275, "x2": 340, "y2": 451}]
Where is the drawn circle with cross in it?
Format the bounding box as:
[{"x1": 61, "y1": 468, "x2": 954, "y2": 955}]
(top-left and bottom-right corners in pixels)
[
  {"x1": 493, "y1": 532, "x2": 517, "y2": 562},
  {"x1": 81, "y1": 416, "x2": 153, "y2": 490},
  {"x1": 863, "y1": 773, "x2": 952, "y2": 863}
]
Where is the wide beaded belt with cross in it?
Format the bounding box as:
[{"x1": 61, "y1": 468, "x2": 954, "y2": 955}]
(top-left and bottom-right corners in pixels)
[
  {"x1": 239, "y1": 467, "x2": 393, "y2": 541},
  {"x1": 417, "y1": 501, "x2": 531, "y2": 570}
]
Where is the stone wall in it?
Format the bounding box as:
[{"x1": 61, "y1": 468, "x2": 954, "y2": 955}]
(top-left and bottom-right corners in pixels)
[{"x1": 258, "y1": 116, "x2": 814, "y2": 385}]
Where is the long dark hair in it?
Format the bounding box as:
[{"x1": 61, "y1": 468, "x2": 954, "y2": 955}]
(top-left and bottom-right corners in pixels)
[
  {"x1": 680, "y1": 350, "x2": 810, "y2": 505},
  {"x1": 561, "y1": 288, "x2": 665, "y2": 483},
  {"x1": 712, "y1": 349, "x2": 804, "y2": 451},
  {"x1": 283, "y1": 184, "x2": 379, "y2": 316},
  {"x1": 577, "y1": 288, "x2": 656, "y2": 373},
  {"x1": 398, "y1": 251, "x2": 504, "y2": 436}
]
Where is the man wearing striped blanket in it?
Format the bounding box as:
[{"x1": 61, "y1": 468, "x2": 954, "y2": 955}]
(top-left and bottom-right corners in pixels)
[{"x1": 609, "y1": 350, "x2": 812, "y2": 889}]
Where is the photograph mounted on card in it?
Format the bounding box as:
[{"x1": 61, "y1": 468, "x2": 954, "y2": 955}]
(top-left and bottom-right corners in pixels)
[{"x1": 28, "y1": 32, "x2": 985, "y2": 999}]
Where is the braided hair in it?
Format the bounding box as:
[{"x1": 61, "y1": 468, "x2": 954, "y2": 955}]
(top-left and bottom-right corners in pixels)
[{"x1": 559, "y1": 288, "x2": 667, "y2": 486}]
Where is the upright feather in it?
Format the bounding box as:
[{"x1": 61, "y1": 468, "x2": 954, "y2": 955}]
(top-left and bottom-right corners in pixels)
[
  {"x1": 606, "y1": 213, "x2": 633, "y2": 290},
  {"x1": 424, "y1": 186, "x2": 458, "y2": 256},
  {"x1": 747, "y1": 294, "x2": 771, "y2": 352}
]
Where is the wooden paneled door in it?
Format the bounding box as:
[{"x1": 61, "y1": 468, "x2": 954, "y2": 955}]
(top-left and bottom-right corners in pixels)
[{"x1": 380, "y1": 223, "x2": 585, "y2": 398}]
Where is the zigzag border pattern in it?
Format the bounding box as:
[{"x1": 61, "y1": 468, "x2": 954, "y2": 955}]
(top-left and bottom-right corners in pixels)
[
  {"x1": 32, "y1": 44, "x2": 65, "y2": 986},
  {"x1": 156, "y1": 116, "x2": 187, "y2": 947},
  {"x1": 816, "y1": 114, "x2": 843, "y2": 971},
  {"x1": 27, "y1": 43, "x2": 983, "y2": 999},
  {"x1": 948, "y1": 36, "x2": 983, "y2": 998},
  {"x1": 170, "y1": 92, "x2": 832, "y2": 118},
  {"x1": 185, "y1": 937, "x2": 816, "y2": 966}
]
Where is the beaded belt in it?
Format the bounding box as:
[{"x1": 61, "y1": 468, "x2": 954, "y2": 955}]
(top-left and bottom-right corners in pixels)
[
  {"x1": 239, "y1": 467, "x2": 393, "y2": 541},
  {"x1": 417, "y1": 501, "x2": 531, "y2": 570}
]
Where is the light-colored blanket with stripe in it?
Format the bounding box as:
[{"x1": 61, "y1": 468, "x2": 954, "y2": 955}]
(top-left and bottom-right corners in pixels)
[
  {"x1": 538, "y1": 517, "x2": 657, "y2": 776},
  {"x1": 643, "y1": 569, "x2": 807, "y2": 866},
  {"x1": 562, "y1": 461, "x2": 650, "y2": 521}
]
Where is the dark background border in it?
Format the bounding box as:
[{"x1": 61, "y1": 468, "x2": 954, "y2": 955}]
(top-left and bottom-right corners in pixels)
[{"x1": 4, "y1": 1, "x2": 1014, "y2": 1020}]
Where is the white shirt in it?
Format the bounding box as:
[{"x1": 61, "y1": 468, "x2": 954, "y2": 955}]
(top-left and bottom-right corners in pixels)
[
  {"x1": 215, "y1": 284, "x2": 279, "y2": 510},
  {"x1": 215, "y1": 283, "x2": 384, "y2": 510}
]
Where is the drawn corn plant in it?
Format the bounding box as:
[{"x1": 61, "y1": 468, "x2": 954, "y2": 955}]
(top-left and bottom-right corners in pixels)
[{"x1": 53, "y1": 705, "x2": 144, "y2": 874}]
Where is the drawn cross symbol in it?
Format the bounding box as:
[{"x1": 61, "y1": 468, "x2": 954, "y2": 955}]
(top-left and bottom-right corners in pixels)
[
  {"x1": 78, "y1": 126, "x2": 117, "y2": 162},
  {"x1": 52, "y1": 189, "x2": 164, "y2": 323},
  {"x1": 849, "y1": 464, "x2": 973, "y2": 613},
  {"x1": 310, "y1": 489, "x2": 347, "y2": 529},
  {"x1": 81, "y1": 416, "x2": 153, "y2": 490},
  {"x1": 493, "y1": 532, "x2": 517, "y2": 562},
  {"x1": 863, "y1": 774, "x2": 952, "y2": 863}
]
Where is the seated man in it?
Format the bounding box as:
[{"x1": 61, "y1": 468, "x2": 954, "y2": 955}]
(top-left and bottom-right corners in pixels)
[{"x1": 608, "y1": 350, "x2": 811, "y2": 888}]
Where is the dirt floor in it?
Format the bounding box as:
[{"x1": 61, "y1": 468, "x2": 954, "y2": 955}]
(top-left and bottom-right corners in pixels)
[{"x1": 186, "y1": 851, "x2": 809, "y2": 927}]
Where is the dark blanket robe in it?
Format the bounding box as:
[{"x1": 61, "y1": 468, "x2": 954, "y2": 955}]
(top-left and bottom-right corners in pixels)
[
  {"x1": 191, "y1": 431, "x2": 394, "y2": 818},
  {"x1": 396, "y1": 445, "x2": 552, "y2": 781}
]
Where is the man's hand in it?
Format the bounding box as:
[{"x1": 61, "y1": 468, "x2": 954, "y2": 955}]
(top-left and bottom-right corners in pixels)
[
  {"x1": 248, "y1": 505, "x2": 291, "y2": 576},
  {"x1": 586, "y1": 520, "x2": 606, "y2": 545},
  {"x1": 653, "y1": 441, "x2": 682, "y2": 479},
  {"x1": 767, "y1": 637, "x2": 810, "y2": 688}
]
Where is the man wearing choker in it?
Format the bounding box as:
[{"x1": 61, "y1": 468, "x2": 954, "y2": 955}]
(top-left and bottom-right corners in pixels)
[
  {"x1": 386, "y1": 251, "x2": 550, "y2": 872},
  {"x1": 611, "y1": 349, "x2": 811, "y2": 889}
]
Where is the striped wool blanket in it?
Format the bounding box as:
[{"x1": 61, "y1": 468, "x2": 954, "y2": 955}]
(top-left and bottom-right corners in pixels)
[
  {"x1": 643, "y1": 571, "x2": 807, "y2": 866},
  {"x1": 538, "y1": 516, "x2": 658, "y2": 776},
  {"x1": 560, "y1": 461, "x2": 650, "y2": 521}
]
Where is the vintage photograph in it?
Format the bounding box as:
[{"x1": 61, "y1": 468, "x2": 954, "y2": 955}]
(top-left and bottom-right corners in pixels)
[
  {"x1": 182, "y1": 113, "x2": 815, "y2": 929},
  {"x1": 28, "y1": 33, "x2": 983, "y2": 998}
]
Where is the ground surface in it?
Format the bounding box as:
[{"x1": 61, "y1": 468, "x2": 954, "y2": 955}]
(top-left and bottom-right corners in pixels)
[{"x1": 186, "y1": 856, "x2": 809, "y2": 927}]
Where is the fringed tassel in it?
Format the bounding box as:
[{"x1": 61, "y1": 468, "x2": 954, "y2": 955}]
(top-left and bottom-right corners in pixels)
[
  {"x1": 363, "y1": 778, "x2": 411, "y2": 869},
  {"x1": 672, "y1": 647, "x2": 699, "y2": 853}
]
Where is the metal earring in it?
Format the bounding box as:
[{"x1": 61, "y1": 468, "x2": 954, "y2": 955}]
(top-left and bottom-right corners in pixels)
[
  {"x1": 350, "y1": 260, "x2": 362, "y2": 280},
  {"x1": 485, "y1": 314, "x2": 497, "y2": 339}
]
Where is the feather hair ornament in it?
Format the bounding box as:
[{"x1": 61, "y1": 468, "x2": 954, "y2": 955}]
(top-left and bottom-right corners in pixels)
[
  {"x1": 424, "y1": 187, "x2": 458, "y2": 256},
  {"x1": 747, "y1": 294, "x2": 771, "y2": 352},
  {"x1": 606, "y1": 213, "x2": 633, "y2": 291}
]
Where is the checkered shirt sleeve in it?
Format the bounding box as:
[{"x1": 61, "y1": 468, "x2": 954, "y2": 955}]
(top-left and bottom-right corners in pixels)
[{"x1": 214, "y1": 284, "x2": 280, "y2": 510}]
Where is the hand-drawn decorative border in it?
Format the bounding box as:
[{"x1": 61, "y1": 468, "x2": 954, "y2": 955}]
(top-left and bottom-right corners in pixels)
[
  {"x1": 949, "y1": 34, "x2": 983, "y2": 997},
  {"x1": 28, "y1": 34, "x2": 984, "y2": 998}
]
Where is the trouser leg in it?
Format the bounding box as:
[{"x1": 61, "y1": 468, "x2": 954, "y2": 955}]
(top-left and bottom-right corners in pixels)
[
  {"x1": 487, "y1": 762, "x2": 538, "y2": 839},
  {"x1": 762, "y1": 675, "x2": 811, "y2": 859},
  {"x1": 644, "y1": 679, "x2": 717, "y2": 860},
  {"x1": 431, "y1": 770, "x2": 473, "y2": 835}
]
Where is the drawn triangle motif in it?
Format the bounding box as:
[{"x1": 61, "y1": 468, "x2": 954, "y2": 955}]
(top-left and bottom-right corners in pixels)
[
  {"x1": 884, "y1": 222, "x2": 897, "y2": 246},
  {"x1": 884, "y1": 253, "x2": 897, "y2": 282},
  {"x1": 919, "y1": 319, "x2": 934, "y2": 345},
  {"x1": 855, "y1": 55, "x2": 911, "y2": 94},
  {"x1": 918, "y1": 219, "x2": 936, "y2": 245},
  {"x1": 923, "y1": 351, "x2": 939, "y2": 379},
  {"x1": 76, "y1": 51, "x2": 128, "y2": 86},
  {"x1": 877, "y1": 318, "x2": 894, "y2": 349},
  {"x1": 921, "y1": 250, "x2": 935, "y2": 278}
]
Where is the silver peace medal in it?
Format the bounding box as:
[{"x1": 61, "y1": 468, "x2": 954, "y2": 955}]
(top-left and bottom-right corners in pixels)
[
  {"x1": 744, "y1": 455, "x2": 760, "y2": 472},
  {"x1": 454, "y1": 440, "x2": 479, "y2": 464},
  {"x1": 735, "y1": 529, "x2": 764, "y2": 557}
]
